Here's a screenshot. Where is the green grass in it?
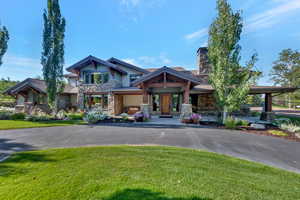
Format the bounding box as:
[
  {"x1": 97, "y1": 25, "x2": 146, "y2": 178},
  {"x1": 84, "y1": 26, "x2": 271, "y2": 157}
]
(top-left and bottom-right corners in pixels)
[
  {"x1": 0, "y1": 120, "x2": 85, "y2": 130},
  {"x1": 268, "y1": 130, "x2": 288, "y2": 136},
  {"x1": 0, "y1": 146, "x2": 299, "y2": 200}
]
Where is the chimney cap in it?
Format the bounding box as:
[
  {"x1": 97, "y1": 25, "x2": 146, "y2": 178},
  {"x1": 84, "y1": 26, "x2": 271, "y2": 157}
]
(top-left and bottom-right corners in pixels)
[{"x1": 197, "y1": 47, "x2": 208, "y2": 54}]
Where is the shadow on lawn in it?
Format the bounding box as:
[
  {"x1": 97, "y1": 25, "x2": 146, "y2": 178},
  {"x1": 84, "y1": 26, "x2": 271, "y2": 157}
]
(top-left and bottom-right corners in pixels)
[
  {"x1": 104, "y1": 189, "x2": 212, "y2": 200},
  {"x1": 0, "y1": 139, "x2": 54, "y2": 177}
]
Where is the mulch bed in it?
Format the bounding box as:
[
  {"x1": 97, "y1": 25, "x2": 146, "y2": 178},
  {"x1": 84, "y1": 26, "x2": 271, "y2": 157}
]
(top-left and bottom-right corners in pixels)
[{"x1": 199, "y1": 121, "x2": 300, "y2": 142}]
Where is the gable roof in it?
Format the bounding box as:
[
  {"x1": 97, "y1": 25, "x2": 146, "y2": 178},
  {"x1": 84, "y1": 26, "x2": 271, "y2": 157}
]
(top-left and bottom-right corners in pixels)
[
  {"x1": 132, "y1": 66, "x2": 201, "y2": 86},
  {"x1": 107, "y1": 57, "x2": 149, "y2": 74},
  {"x1": 4, "y1": 78, "x2": 78, "y2": 95},
  {"x1": 66, "y1": 55, "x2": 127, "y2": 75}
]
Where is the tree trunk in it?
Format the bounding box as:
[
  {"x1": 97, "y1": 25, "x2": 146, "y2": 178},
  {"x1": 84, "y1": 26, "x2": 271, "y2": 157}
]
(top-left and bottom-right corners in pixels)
[{"x1": 222, "y1": 106, "x2": 228, "y2": 124}]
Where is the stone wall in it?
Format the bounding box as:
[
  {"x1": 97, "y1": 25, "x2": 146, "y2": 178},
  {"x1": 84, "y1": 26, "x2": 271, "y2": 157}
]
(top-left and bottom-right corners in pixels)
[{"x1": 77, "y1": 80, "x2": 122, "y2": 111}]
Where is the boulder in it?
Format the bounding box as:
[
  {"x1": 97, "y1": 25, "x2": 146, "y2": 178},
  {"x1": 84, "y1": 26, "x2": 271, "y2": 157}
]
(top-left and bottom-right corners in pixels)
[{"x1": 250, "y1": 123, "x2": 266, "y2": 130}]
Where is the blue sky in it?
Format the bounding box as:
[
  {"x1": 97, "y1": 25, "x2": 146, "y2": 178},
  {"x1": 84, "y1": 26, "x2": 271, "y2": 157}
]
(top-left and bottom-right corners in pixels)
[{"x1": 0, "y1": 0, "x2": 300, "y2": 85}]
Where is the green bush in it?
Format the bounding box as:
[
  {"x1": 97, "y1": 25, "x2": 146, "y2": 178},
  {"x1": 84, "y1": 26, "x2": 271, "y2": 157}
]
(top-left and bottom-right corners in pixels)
[
  {"x1": 224, "y1": 116, "x2": 238, "y2": 129},
  {"x1": 280, "y1": 123, "x2": 300, "y2": 133},
  {"x1": 236, "y1": 119, "x2": 249, "y2": 126},
  {"x1": 67, "y1": 113, "x2": 83, "y2": 120},
  {"x1": 25, "y1": 115, "x2": 53, "y2": 122},
  {"x1": 10, "y1": 113, "x2": 26, "y2": 120},
  {"x1": 0, "y1": 111, "x2": 12, "y2": 120}
]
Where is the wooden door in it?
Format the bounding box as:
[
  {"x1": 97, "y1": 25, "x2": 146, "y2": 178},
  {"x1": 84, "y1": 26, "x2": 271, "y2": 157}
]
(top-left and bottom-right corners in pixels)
[{"x1": 161, "y1": 94, "x2": 171, "y2": 115}]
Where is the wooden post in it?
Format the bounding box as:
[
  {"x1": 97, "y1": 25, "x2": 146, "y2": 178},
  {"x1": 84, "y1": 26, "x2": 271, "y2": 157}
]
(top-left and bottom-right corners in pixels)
[
  {"x1": 184, "y1": 81, "x2": 191, "y2": 104},
  {"x1": 264, "y1": 93, "x2": 272, "y2": 112},
  {"x1": 142, "y1": 83, "x2": 148, "y2": 104}
]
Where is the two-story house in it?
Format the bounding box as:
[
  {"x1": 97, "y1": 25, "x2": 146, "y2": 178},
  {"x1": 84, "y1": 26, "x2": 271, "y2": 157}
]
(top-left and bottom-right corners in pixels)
[{"x1": 5, "y1": 47, "x2": 297, "y2": 118}]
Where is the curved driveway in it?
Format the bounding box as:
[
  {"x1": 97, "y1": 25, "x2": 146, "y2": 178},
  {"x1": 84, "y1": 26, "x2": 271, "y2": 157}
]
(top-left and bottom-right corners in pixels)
[{"x1": 0, "y1": 124, "x2": 299, "y2": 173}]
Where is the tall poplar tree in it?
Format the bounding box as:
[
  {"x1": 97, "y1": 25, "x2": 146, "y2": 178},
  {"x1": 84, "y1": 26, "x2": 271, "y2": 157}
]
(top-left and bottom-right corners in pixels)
[
  {"x1": 41, "y1": 0, "x2": 66, "y2": 109},
  {"x1": 208, "y1": 0, "x2": 258, "y2": 123},
  {"x1": 0, "y1": 24, "x2": 9, "y2": 66}
]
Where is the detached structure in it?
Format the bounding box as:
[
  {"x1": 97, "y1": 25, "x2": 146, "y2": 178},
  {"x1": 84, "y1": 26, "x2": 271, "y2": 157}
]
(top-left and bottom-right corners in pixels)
[{"x1": 5, "y1": 47, "x2": 298, "y2": 119}]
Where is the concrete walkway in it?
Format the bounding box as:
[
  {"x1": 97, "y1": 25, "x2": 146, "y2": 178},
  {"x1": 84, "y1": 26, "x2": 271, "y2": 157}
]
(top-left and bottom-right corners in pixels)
[{"x1": 0, "y1": 124, "x2": 300, "y2": 173}]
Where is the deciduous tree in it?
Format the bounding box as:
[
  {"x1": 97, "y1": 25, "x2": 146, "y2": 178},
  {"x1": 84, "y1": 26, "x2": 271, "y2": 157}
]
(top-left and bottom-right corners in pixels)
[
  {"x1": 208, "y1": 0, "x2": 258, "y2": 123},
  {"x1": 0, "y1": 24, "x2": 9, "y2": 66},
  {"x1": 41, "y1": 0, "x2": 66, "y2": 109}
]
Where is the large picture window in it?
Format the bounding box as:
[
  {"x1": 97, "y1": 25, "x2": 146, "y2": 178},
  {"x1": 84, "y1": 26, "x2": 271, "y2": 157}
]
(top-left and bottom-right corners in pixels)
[
  {"x1": 83, "y1": 72, "x2": 109, "y2": 84},
  {"x1": 84, "y1": 94, "x2": 109, "y2": 110}
]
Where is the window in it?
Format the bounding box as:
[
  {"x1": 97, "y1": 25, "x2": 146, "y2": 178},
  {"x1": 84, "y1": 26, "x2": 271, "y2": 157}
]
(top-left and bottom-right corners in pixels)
[
  {"x1": 172, "y1": 94, "x2": 180, "y2": 112},
  {"x1": 84, "y1": 94, "x2": 109, "y2": 110},
  {"x1": 129, "y1": 74, "x2": 142, "y2": 83},
  {"x1": 152, "y1": 94, "x2": 160, "y2": 111},
  {"x1": 83, "y1": 72, "x2": 109, "y2": 84}
]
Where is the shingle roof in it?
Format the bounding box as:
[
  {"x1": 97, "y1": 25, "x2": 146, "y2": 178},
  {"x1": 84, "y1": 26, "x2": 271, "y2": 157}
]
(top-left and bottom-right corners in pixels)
[
  {"x1": 107, "y1": 57, "x2": 149, "y2": 74},
  {"x1": 64, "y1": 73, "x2": 78, "y2": 78},
  {"x1": 4, "y1": 78, "x2": 78, "y2": 95},
  {"x1": 132, "y1": 66, "x2": 201, "y2": 86},
  {"x1": 191, "y1": 85, "x2": 298, "y2": 94},
  {"x1": 66, "y1": 55, "x2": 127, "y2": 75}
]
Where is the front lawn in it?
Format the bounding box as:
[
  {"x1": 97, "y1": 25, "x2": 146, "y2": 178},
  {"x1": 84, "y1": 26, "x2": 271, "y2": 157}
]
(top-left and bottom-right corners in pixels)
[
  {"x1": 0, "y1": 120, "x2": 85, "y2": 130},
  {"x1": 0, "y1": 146, "x2": 299, "y2": 200}
]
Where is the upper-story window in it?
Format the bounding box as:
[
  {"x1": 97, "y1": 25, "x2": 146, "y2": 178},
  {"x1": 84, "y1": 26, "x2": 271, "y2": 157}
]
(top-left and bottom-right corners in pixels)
[
  {"x1": 129, "y1": 74, "x2": 142, "y2": 83},
  {"x1": 83, "y1": 72, "x2": 109, "y2": 84}
]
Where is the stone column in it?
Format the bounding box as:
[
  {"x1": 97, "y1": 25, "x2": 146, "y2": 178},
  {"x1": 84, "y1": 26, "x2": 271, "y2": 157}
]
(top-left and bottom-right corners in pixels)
[
  {"x1": 140, "y1": 104, "x2": 151, "y2": 119},
  {"x1": 180, "y1": 104, "x2": 192, "y2": 121},
  {"x1": 107, "y1": 93, "x2": 115, "y2": 115},
  {"x1": 78, "y1": 86, "x2": 85, "y2": 111}
]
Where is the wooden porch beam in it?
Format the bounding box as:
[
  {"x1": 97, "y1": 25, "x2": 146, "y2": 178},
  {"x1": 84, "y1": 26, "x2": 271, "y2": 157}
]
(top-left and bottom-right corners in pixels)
[{"x1": 264, "y1": 93, "x2": 272, "y2": 112}]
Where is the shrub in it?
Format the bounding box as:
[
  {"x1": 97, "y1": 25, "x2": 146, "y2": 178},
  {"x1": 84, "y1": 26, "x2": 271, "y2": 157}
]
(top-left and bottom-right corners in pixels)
[
  {"x1": 273, "y1": 118, "x2": 291, "y2": 127},
  {"x1": 250, "y1": 111, "x2": 260, "y2": 117},
  {"x1": 190, "y1": 113, "x2": 201, "y2": 124},
  {"x1": 10, "y1": 113, "x2": 26, "y2": 120},
  {"x1": 134, "y1": 112, "x2": 149, "y2": 122},
  {"x1": 67, "y1": 113, "x2": 83, "y2": 120},
  {"x1": 83, "y1": 110, "x2": 108, "y2": 124},
  {"x1": 56, "y1": 110, "x2": 67, "y2": 120},
  {"x1": 0, "y1": 111, "x2": 12, "y2": 120},
  {"x1": 120, "y1": 113, "x2": 129, "y2": 121},
  {"x1": 280, "y1": 123, "x2": 300, "y2": 133},
  {"x1": 224, "y1": 116, "x2": 238, "y2": 129},
  {"x1": 25, "y1": 114, "x2": 53, "y2": 122},
  {"x1": 236, "y1": 119, "x2": 249, "y2": 126}
]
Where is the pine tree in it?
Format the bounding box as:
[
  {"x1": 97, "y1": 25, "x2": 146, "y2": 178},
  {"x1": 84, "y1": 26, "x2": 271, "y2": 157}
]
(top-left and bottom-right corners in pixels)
[
  {"x1": 0, "y1": 24, "x2": 9, "y2": 66},
  {"x1": 41, "y1": 0, "x2": 66, "y2": 109},
  {"x1": 208, "y1": 0, "x2": 258, "y2": 123}
]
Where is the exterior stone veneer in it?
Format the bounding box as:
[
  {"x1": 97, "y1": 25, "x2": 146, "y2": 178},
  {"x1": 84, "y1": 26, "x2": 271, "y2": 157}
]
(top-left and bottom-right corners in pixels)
[
  {"x1": 78, "y1": 80, "x2": 121, "y2": 111},
  {"x1": 180, "y1": 104, "x2": 193, "y2": 120},
  {"x1": 140, "y1": 104, "x2": 151, "y2": 119}
]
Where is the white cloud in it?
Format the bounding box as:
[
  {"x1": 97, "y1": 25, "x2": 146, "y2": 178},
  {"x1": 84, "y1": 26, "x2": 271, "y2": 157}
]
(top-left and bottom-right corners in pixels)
[
  {"x1": 120, "y1": 0, "x2": 141, "y2": 7},
  {"x1": 3, "y1": 54, "x2": 41, "y2": 69},
  {"x1": 184, "y1": 28, "x2": 208, "y2": 41},
  {"x1": 122, "y1": 53, "x2": 172, "y2": 67},
  {"x1": 245, "y1": 0, "x2": 300, "y2": 32}
]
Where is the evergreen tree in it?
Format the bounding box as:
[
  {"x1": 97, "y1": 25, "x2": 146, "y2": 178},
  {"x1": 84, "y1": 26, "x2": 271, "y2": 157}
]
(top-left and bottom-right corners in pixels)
[
  {"x1": 0, "y1": 24, "x2": 9, "y2": 66},
  {"x1": 208, "y1": 0, "x2": 258, "y2": 123},
  {"x1": 41, "y1": 0, "x2": 66, "y2": 109},
  {"x1": 270, "y1": 49, "x2": 300, "y2": 108}
]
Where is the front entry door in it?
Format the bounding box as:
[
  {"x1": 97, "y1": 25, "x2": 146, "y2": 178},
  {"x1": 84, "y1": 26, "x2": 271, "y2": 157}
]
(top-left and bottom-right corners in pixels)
[{"x1": 161, "y1": 94, "x2": 171, "y2": 115}]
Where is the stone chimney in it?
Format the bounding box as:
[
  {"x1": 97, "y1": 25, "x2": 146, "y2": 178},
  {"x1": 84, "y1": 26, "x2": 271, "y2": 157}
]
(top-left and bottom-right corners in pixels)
[{"x1": 197, "y1": 47, "x2": 210, "y2": 74}]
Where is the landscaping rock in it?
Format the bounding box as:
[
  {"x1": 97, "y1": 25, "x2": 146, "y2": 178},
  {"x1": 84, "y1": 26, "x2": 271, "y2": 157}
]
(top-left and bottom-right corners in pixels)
[
  {"x1": 296, "y1": 133, "x2": 300, "y2": 139},
  {"x1": 250, "y1": 123, "x2": 266, "y2": 130}
]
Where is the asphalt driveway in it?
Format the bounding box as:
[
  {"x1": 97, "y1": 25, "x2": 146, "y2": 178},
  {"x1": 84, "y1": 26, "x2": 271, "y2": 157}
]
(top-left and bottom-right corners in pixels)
[{"x1": 0, "y1": 124, "x2": 300, "y2": 173}]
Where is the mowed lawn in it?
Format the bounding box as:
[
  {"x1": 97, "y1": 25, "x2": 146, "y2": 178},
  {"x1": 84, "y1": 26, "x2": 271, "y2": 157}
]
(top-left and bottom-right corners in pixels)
[
  {"x1": 0, "y1": 146, "x2": 299, "y2": 200},
  {"x1": 0, "y1": 120, "x2": 85, "y2": 130}
]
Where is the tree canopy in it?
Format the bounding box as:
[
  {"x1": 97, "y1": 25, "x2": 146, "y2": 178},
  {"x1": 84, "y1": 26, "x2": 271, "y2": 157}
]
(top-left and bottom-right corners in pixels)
[
  {"x1": 0, "y1": 24, "x2": 9, "y2": 66},
  {"x1": 41, "y1": 0, "x2": 66, "y2": 108},
  {"x1": 208, "y1": 0, "x2": 258, "y2": 121}
]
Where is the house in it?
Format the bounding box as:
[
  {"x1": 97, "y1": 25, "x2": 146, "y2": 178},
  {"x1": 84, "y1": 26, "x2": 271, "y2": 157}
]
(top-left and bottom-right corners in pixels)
[{"x1": 5, "y1": 47, "x2": 297, "y2": 118}]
